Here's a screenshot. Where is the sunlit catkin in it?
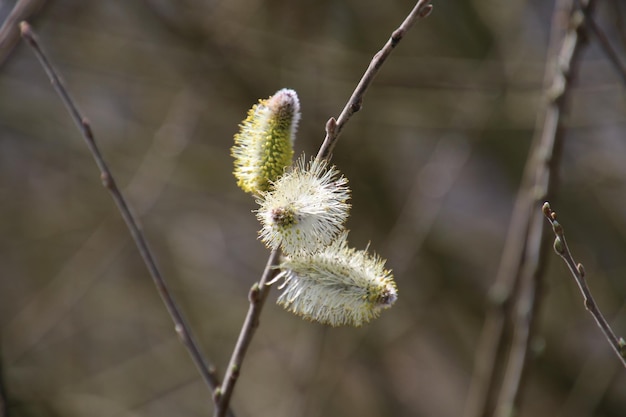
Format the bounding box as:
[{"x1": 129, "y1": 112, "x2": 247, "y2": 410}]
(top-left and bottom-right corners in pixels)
[
  {"x1": 256, "y1": 156, "x2": 351, "y2": 255},
  {"x1": 274, "y1": 233, "x2": 397, "y2": 327},
  {"x1": 232, "y1": 88, "x2": 300, "y2": 194}
]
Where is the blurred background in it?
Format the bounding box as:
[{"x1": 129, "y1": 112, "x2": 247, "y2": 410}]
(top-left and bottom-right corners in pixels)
[{"x1": 1, "y1": 0, "x2": 626, "y2": 416}]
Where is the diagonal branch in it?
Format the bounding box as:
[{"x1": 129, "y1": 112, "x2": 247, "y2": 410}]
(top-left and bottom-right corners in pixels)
[
  {"x1": 214, "y1": 2, "x2": 433, "y2": 417},
  {"x1": 542, "y1": 202, "x2": 626, "y2": 367},
  {"x1": 579, "y1": 2, "x2": 626, "y2": 85},
  {"x1": 316, "y1": 0, "x2": 433, "y2": 161},
  {"x1": 18, "y1": 22, "x2": 231, "y2": 415}
]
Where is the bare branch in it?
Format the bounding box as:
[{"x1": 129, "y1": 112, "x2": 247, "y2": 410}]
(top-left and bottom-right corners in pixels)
[
  {"x1": 0, "y1": 346, "x2": 6, "y2": 417},
  {"x1": 18, "y1": 21, "x2": 229, "y2": 413},
  {"x1": 580, "y1": 4, "x2": 626, "y2": 85},
  {"x1": 0, "y1": 0, "x2": 47, "y2": 66},
  {"x1": 542, "y1": 202, "x2": 626, "y2": 368},
  {"x1": 215, "y1": 1, "x2": 434, "y2": 416},
  {"x1": 213, "y1": 249, "x2": 281, "y2": 417},
  {"x1": 316, "y1": 0, "x2": 433, "y2": 161}
]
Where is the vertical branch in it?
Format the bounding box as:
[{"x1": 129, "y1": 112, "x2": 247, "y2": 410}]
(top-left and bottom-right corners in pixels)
[
  {"x1": 0, "y1": 347, "x2": 7, "y2": 417},
  {"x1": 18, "y1": 22, "x2": 229, "y2": 413},
  {"x1": 464, "y1": 1, "x2": 596, "y2": 416},
  {"x1": 214, "y1": 2, "x2": 433, "y2": 417}
]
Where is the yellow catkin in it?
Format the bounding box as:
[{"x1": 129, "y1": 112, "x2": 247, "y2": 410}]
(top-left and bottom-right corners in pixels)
[{"x1": 232, "y1": 89, "x2": 300, "y2": 194}]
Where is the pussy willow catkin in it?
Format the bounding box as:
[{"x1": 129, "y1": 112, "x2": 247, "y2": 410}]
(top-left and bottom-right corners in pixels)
[
  {"x1": 256, "y1": 156, "x2": 351, "y2": 255},
  {"x1": 231, "y1": 88, "x2": 300, "y2": 195},
  {"x1": 274, "y1": 233, "x2": 397, "y2": 327}
]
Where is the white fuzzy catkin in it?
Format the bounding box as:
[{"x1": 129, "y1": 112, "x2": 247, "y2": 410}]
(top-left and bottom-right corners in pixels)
[
  {"x1": 256, "y1": 156, "x2": 351, "y2": 255},
  {"x1": 274, "y1": 233, "x2": 397, "y2": 327}
]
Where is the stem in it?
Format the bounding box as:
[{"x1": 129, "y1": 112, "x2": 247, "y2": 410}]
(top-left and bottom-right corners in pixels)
[
  {"x1": 215, "y1": 2, "x2": 434, "y2": 416},
  {"x1": 464, "y1": 0, "x2": 595, "y2": 416},
  {"x1": 213, "y1": 250, "x2": 281, "y2": 417},
  {"x1": 542, "y1": 203, "x2": 626, "y2": 368},
  {"x1": 578, "y1": 1, "x2": 626, "y2": 85},
  {"x1": 19, "y1": 21, "x2": 229, "y2": 413},
  {"x1": 316, "y1": 0, "x2": 433, "y2": 161}
]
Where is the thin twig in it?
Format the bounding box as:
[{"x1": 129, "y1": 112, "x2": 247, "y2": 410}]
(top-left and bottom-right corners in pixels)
[
  {"x1": 0, "y1": 346, "x2": 6, "y2": 417},
  {"x1": 18, "y1": 22, "x2": 230, "y2": 414},
  {"x1": 213, "y1": 249, "x2": 281, "y2": 417},
  {"x1": 465, "y1": 1, "x2": 595, "y2": 416},
  {"x1": 579, "y1": 2, "x2": 626, "y2": 85},
  {"x1": 542, "y1": 202, "x2": 626, "y2": 367},
  {"x1": 215, "y1": 2, "x2": 434, "y2": 416},
  {"x1": 316, "y1": 0, "x2": 433, "y2": 161},
  {"x1": 0, "y1": 0, "x2": 47, "y2": 65}
]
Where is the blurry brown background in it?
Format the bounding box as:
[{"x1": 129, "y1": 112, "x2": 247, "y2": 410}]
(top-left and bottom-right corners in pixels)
[{"x1": 1, "y1": 0, "x2": 626, "y2": 416}]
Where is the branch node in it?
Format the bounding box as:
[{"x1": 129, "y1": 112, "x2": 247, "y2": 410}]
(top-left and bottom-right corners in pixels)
[
  {"x1": 418, "y1": 3, "x2": 434, "y2": 18},
  {"x1": 391, "y1": 29, "x2": 403, "y2": 46},
  {"x1": 619, "y1": 338, "x2": 626, "y2": 359},
  {"x1": 552, "y1": 220, "x2": 563, "y2": 236},
  {"x1": 553, "y1": 237, "x2": 564, "y2": 254},
  {"x1": 576, "y1": 263, "x2": 585, "y2": 277},
  {"x1": 81, "y1": 117, "x2": 94, "y2": 138},
  {"x1": 249, "y1": 283, "x2": 261, "y2": 303},
  {"x1": 213, "y1": 387, "x2": 222, "y2": 403},
  {"x1": 350, "y1": 98, "x2": 363, "y2": 114},
  {"x1": 100, "y1": 172, "x2": 112, "y2": 189},
  {"x1": 325, "y1": 117, "x2": 337, "y2": 138}
]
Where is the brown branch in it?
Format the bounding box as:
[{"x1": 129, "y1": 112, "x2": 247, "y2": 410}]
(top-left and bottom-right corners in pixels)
[
  {"x1": 315, "y1": 0, "x2": 433, "y2": 161},
  {"x1": 0, "y1": 346, "x2": 6, "y2": 417},
  {"x1": 0, "y1": 0, "x2": 47, "y2": 66},
  {"x1": 579, "y1": 3, "x2": 626, "y2": 85},
  {"x1": 464, "y1": 1, "x2": 596, "y2": 416},
  {"x1": 18, "y1": 22, "x2": 230, "y2": 414},
  {"x1": 215, "y1": 2, "x2": 434, "y2": 416},
  {"x1": 213, "y1": 249, "x2": 281, "y2": 417},
  {"x1": 542, "y1": 202, "x2": 626, "y2": 367}
]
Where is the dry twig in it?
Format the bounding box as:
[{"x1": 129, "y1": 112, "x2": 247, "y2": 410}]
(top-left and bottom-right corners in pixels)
[
  {"x1": 542, "y1": 202, "x2": 626, "y2": 367},
  {"x1": 214, "y1": 1, "x2": 433, "y2": 416},
  {"x1": 18, "y1": 22, "x2": 230, "y2": 415}
]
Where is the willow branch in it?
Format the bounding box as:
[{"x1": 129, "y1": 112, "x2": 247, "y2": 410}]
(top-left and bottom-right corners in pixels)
[
  {"x1": 579, "y1": 2, "x2": 626, "y2": 85},
  {"x1": 0, "y1": 348, "x2": 6, "y2": 417},
  {"x1": 542, "y1": 203, "x2": 626, "y2": 367},
  {"x1": 18, "y1": 22, "x2": 229, "y2": 412},
  {"x1": 213, "y1": 249, "x2": 281, "y2": 416},
  {"x1": 316, "y1": 0, "x2": 433, "y2": 161},
  {"x1": 215, "y1": 2, "x2": 434, "y2": 416},
  {"x1": 0, "y1": 0, "x2": 47, "y2": 66}
]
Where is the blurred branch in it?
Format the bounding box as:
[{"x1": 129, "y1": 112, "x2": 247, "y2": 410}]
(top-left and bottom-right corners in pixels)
[
  {"x1": 0, "y1": 0, "x2": 46, "y2": 65},
  {"x1": 579, "y1": 3, "x2": 626, "y2": 85},
  {"x1": 215, "y1": 2, "x2": 434, "y2": 417},
  {"x1": 316, "y1": 0, "x2": 433, "y2": 160},
  {"x1": 0, "y1": 348, "x2": 6, "y2": 417},
  {"x1": 18, "y1": 22, "x2": 230, "y2": 414},
  {"x1": 612, "y1": 0, "x2": 626, "y2": 49},
  {"x1": 464, "y1": 1, "x2": 596, "y2": 416},
  {"x1": 542, "y1": 202, "x2": 626, "y2": 367}
]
